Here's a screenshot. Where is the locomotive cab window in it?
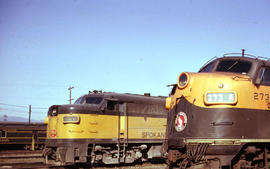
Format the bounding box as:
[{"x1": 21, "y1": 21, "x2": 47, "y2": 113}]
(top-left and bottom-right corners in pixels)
[
  {"x1": 85, "y1": 97, "x2": 103, "y2": 104},
  {"x1": 199, "y1": 61, "x2": 215, "y2": 72},
  {"x1": 74, "y1": 96, "x2": 103, "y2": 105},
  {"x1": 258, "y1": 67, "x2": 270, "y2": 86},
  {"x1": 216, "y1": 60, "x2": 252, "y2": 74},
  {"x1": 107, "y1": 101, "x2": 118, "y2": 111},
  {"x1": 74, "y1": 96, "x2": 84, "y2": 104}
]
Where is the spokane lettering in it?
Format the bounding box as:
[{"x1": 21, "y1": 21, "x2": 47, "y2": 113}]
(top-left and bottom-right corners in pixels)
[{"x1": 142, "y1": 132, "x2": 165, "y2": 138}]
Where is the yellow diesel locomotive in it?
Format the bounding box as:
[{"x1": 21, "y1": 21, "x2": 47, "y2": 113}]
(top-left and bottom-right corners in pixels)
[
  {"x1": 43, "y1": 91, "x2": 167, "y2": 166},
  {"x1": 164, "y1": 50, "x2": 270, "y2": 169}
]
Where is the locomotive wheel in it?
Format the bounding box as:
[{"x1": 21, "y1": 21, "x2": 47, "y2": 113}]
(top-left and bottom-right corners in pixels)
[{"x1": 233, "y1": 145, "x2": 270, "y2": 169}]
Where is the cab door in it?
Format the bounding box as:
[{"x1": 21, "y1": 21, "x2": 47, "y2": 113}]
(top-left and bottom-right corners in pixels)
[{"x1": 119, "y1": 103, "x2": 128, "y2": 140}]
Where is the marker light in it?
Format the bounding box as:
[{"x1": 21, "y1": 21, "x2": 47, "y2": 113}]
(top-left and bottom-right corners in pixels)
[{"x1": 165, "y1": 97, "x2": 172, "y2": 110}]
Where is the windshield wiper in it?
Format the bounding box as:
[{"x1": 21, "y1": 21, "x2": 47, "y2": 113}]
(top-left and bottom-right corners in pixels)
[{"x1": 227, "y1": 61, "x2": 238, "y2": 71}]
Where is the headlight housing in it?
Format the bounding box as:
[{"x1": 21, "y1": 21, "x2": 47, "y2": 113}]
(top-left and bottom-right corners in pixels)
[
  {"x1": 177, "y1": 72, "x2": 189, "y2": 89},
  {"x1": 204, "y1": 91, "x2": 237, "y2": 105}
]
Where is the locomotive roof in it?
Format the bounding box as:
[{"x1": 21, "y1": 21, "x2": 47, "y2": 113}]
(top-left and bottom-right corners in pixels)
[
  {"x1": 80, "y1": 92, "x2": 166, "y2": 104},
  {"x1": 52, "y1": 92, "x2": 167, "y2": 116},
  {"x1": 199, "y1": 53, "x2": 270, "y2": 84},
  {"x1": 202, "y1": 51, "x2": 270, "y2": 69},
  {"x1": 220, "y1": 56, "x2": 270, "y2": 65}
]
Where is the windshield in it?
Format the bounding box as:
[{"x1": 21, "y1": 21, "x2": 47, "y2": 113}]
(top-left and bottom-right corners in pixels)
[
  {"x1": 74, "y1": 96, "x2": 103, "y2": 104},
  {"x1": 216, "y1": 60, "x2": 251, "y2": 74},
  {"x1": 74, "y1": 96, "x2": 83, "y2": 104},
  {"x1": 84, "y1": 97, "x2": 103, "y2": 104},
  {"x1": 199, "y1": 61, "x2": 215, "y2": 72}
]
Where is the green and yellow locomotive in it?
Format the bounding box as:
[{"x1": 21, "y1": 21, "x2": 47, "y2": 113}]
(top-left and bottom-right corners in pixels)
[
  {"x1": 164, "y1": 50, "x2": 270, "y2": 169},
  {"x1": 43, "y1": 91, "x2": 167, "y2": 166}
]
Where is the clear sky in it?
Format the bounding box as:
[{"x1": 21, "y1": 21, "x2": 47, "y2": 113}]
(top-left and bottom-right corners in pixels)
[{"x1": 0, "y1": 0, "x2": 269, "y2": 121}]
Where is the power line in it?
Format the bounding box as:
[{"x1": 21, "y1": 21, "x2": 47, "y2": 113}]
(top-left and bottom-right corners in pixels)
[
  {"x1": 0, "y1": 102, "x2": 47, "y2": 109},
  {"x1": 32, "y1": 106, "x2": 48, "y2": 110},
  {"x1": 0, "y1": 107, "x2": 46, "y2": 114},
  {"x1": 0, "y1": 107, "x2": 28, "y2": 114},
  {"x1": 0, "y1": 103, "x2": 28, "y2": 108}
]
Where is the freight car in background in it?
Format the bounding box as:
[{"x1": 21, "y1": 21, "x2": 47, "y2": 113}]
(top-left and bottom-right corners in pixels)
[
  {"x1": 43, "y1": 91, "x2": 167, "y2": 167},
  {"x1": 0, "y1": 122, "x2": 46, "y2": 150},
  {"x1": 164, "y1": 50, "x2": 270, "y2": 169}
]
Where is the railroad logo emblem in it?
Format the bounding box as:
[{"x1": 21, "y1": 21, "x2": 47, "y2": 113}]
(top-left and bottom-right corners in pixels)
[
  {"x1": 175, "y1": 112, "x2": 187, "y2": 132},
  {"x1": 50, "y1": 130, "x2": 57, "y2": 137}
]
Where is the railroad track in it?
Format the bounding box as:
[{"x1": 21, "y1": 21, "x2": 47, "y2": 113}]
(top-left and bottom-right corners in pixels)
[
  {"x1": 91, "y1": 163, "x2": 167, "y2": 169},
  {"x1": 0, "y1": 150, "x2": 47, "y2": 169}
]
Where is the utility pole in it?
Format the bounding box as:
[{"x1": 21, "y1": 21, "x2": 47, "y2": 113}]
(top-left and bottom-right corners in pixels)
[
  {"x1": 28, "y1": 104, "x2": 31, "y2": 124},
  {"x1": 68, "y1": 86, "x2": 74, "y2": 104}
]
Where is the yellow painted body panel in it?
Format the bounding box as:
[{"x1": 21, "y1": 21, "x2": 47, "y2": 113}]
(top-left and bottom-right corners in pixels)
[
  {"x1": 128, "y1": 116, "x2": 166, "y2": 139},
  {"x1": 47, "y1": 114, "x2": 118, "y2": 139},
  {"x1": 46, "y1": 116, "x2": 58, "y2": 138},
  {"x1": 47, "y1": 113, "x2": 166, "y2": 140}
]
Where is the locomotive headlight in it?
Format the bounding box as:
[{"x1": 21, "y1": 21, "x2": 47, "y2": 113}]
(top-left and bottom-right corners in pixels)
[
  {"x1": 177, "y1": 72, "x2": 189, "y2": 89},
  {"x1": 63, "y1": 115, "x2": 80, "y2": 124},
  {"x1": 205, "y1": 91, "x2": 237, "y2": 105},
  {"x1": 52, "y1": 109, "x2": 57, "y2": 116}
]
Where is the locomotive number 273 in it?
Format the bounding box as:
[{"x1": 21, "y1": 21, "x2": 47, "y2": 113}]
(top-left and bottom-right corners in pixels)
[{"x1": 254, "y1": 92, "x2": 270, "y2": 101}]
